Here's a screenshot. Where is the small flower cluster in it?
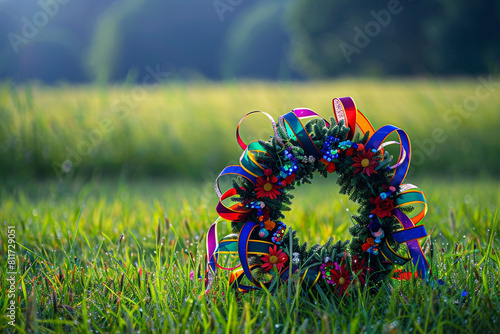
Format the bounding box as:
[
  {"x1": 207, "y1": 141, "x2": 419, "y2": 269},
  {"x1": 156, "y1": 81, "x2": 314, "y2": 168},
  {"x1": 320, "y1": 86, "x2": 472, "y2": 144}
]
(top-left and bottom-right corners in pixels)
[
  {"x1": 301, "y1": 155, "x2": 316, "y2": 164},
  {"x1": 279, "y1": 149, "x2": 298, "y2": 183},
  {"x1": 338, "y1": 140, "x2": 356, "y2": 150},
  {"x1": 246, "y1": 200, "x2": 277, "y2": 238},
  {"x1": 280, "y1": 163, "x2": 298, "y2": 178},
  {"x1": 363, "y1": 219, "x2": 386, "y2": 254},
  {"x1": 362, "y1": 236, "x2": 382, "y2": 255},
  {"x1": 378, "y1": 185, "x2": 396, "y2": 200},
  {"x1": 320, "y1": 261, "x2": 351, "y2": 295},
  {"x1": 321, "y1": 136, "x2": 340, "y2": 161},
  {"x1": 320, "y1": 261, "x2": 340, "y2": 284},
  {"x1": 272, "y1": 222, "x2": 287, "y2": 244},
  {"x1": 251, "y1": 149, "x2": 300, "y2": 241},
  {"x1": 319, "y1": 136, "x2": 341, "y2": 173},
  {"x1": 258, "y1": 219, "x2": 277, "y2": 238},
  {"x1": 249, "y1": 201, "x2": 265, "y2": 210}
]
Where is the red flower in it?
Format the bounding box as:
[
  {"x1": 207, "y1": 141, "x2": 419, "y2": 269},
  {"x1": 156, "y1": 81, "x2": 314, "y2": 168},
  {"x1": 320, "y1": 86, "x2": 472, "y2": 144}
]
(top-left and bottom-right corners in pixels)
[
  {"x1": 345, "y1": 148, "x2": 355, "y2": 156},
  {"x1": 366, "y1": 237, "x2": 375, "y2": 246},
  {"x1": 262, "y1": 206, "x2": 271, "y2": 221},
  {"x1": 362, "y1": 243, "x2": 371, "y2": 252},
  {"x1": 326, "y1": 162, "x2": 336, "y2": 173},
  {"x1": 351, "y1": 149, "x2": 379, "y2": 176},
  {"x1": 261, "y1": 245, "x2": 288, "y2": 272},
  {"x1": 282, "y1": 174, "x2": 296, "y2": 186},
  {"x1": 351, "y1": 255, "x2": 371, "y2": 285},
  {"x1": 370, "y1": 196, "x2": 395, "y2": 219},
  {"x1": 329, "y1": 263, "x2": 351, "y2": 296},
  {"x1": 320, "y1": 158, "x2": 336, "y2": 173},
  {"x1": 255, "y1": 176, "x2": 281, "y2": 200}
]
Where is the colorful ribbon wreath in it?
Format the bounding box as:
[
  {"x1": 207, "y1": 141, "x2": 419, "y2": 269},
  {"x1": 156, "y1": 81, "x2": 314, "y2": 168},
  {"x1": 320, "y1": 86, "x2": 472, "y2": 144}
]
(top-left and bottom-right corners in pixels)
[{"x1": 206, "y1": 97, "x2": 430, "y2": 293}]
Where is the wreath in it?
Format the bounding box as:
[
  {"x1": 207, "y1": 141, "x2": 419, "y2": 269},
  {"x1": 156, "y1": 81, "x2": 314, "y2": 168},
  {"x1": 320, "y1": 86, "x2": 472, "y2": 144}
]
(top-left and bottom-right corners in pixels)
[{"x1": 205, "y1": 97, "x2": 430, "y2": 297}]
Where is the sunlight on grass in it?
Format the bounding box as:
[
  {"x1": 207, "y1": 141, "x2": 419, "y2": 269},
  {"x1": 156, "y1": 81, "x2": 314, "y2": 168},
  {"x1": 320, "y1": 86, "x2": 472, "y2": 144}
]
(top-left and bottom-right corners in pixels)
[
  {"x1": 1, "y1": 79, "x2": 499, "y2": 179},
  {"x1": 1, "y1": 176, "x2": 499, "y2": 332}
]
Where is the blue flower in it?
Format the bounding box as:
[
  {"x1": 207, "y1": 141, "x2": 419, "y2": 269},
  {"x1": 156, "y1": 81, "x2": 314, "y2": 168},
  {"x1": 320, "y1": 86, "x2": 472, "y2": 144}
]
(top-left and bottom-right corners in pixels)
[{"x1": 338, "y1": 140, "x2": 353, "y2": 149}]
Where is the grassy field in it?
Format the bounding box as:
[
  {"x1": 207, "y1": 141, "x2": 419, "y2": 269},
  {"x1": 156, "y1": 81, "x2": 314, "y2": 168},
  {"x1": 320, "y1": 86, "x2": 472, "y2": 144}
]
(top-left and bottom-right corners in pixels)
[
  {"x1": 0, "y1": 177, "x2": 499, "y2": 333},
  {"x1": 1, "y1": 79, "x2": 500, "y2": 179},
  {"x1": 1, "y1": 80, "x2": 500, "y2": 333}
]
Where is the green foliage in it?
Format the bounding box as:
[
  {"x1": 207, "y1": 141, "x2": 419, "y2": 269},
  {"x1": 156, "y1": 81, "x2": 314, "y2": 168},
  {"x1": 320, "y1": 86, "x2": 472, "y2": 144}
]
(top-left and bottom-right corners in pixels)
[{"x1": 286, "y1": 0, "x2": 500, "y2": 77}]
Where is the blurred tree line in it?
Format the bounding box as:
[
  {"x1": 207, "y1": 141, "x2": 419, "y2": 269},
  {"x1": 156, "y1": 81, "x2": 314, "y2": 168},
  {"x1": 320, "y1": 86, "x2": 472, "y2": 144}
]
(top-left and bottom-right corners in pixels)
[
  {"x1": 288, "y1": 0, "x2": 500, "y2": 77},
  {"x1": 0, "y1": 0, "x2": 498, "y2": 83}
]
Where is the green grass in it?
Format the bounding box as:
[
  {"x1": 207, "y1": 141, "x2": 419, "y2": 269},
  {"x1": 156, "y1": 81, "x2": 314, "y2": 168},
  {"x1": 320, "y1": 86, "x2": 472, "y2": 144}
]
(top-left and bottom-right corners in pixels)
[
  {"x1": 0, "y1": 177, "x2": 499, "y2": 333},
  {"x1": 1, "y1": 78, "x2": 500, "y2": 179},
  {"x1": 0, "y1": 79, "x2": 499, "y2": 332}
]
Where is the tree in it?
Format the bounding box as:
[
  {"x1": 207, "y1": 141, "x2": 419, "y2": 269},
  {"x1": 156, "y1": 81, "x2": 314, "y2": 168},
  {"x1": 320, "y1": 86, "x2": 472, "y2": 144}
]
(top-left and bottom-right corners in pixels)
[{"x1": 286, "y1": 0, "x2": 500, "y2": 77}]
